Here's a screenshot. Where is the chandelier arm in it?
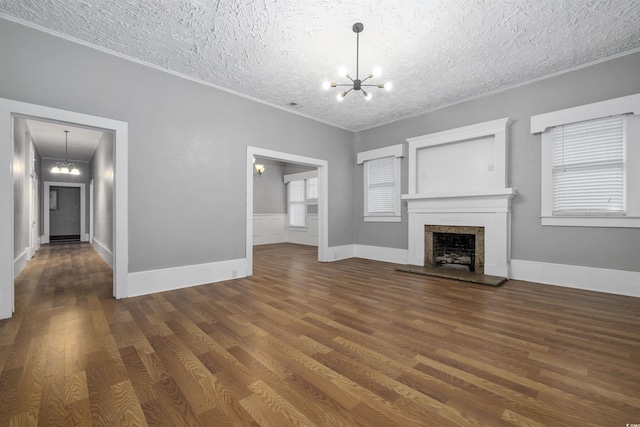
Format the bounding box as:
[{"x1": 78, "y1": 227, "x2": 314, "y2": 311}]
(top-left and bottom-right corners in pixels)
[
  {"x1": 344, "y1": 87, "x2": 354, "y2": 95},
  {"x1": 334, "y1": 83, "x2": 354, "y2": 87}
]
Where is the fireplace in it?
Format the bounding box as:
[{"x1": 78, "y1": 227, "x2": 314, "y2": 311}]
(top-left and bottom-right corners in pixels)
[
  {"x1": 425, "y1": 225, "x2": 485, "y2": 274},
  {"x1": 402, "y1": 117, "x2": 516, "y2": 278}
]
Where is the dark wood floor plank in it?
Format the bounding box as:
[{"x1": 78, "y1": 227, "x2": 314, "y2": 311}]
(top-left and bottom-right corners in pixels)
[{"x1": 0, "y1": 242, "x2": 639, "y2": 426}]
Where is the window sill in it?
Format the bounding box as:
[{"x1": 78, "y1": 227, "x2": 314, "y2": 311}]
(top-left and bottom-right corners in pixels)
[
  {"x1": 364, "y1": 216, "x2": 401, "y2": 223},
  {"x1": 288, "y1": 226, "x2": 308, "y2": 231},
  {"x1": 541, "y1": 215, "x2": 640, "y2": 228}
]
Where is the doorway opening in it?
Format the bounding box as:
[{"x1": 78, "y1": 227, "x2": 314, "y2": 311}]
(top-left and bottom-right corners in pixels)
[
  {"x1": 0, "y1": 98, "x2": 129, "y2": 319},
  {"x1": 246, "y1": 147, "x2": 329, "y2": 275}
]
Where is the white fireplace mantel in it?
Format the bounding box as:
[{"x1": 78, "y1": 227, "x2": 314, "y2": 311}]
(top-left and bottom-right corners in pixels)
[{"x1": 402, "y1": 118, "x2": 516, "y2": 278}]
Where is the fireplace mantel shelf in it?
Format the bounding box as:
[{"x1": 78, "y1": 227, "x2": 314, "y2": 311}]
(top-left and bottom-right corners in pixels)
[{"x1": 402, "y1": 188, "x2": 516, "y2": 201}]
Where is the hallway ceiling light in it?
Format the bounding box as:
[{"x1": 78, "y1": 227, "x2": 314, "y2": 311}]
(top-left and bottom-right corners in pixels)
[
  {"x1": 323, "y1": 23, "x2": 392, "y2": 101},
  {"x1": 50, "y1": 130, "x2": 80, "y2": 175}
]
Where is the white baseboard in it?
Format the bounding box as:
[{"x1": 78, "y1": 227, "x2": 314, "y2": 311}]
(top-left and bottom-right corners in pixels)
[
  {"x1": 354, "y1": 244, "x2": 408, "y2": 264},
  {"x1": 327, "y1": 245, "x2": 356, "y2": 261},
  {"x1": 325, "y1": 244, "x2": 408, "y2": 264},
  {"x1": 511, "y1": 259, "x2": 640, "y2": 297},
  {"x1": 127, "y1": 258, "x2": 248, "y2": 298},
  {"x1": 13, "y1": 248, "x2": 28, "y2": 279},
  {"x1": 82, "y1": 233, "x2": 89, "y2": 242},
  {"x1": 92, "y1": 238, "x2": 113, "y2": 269}
]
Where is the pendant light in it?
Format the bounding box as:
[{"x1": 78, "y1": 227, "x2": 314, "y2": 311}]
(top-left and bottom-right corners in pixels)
[{"x1": 50, "y1": 130, "x2": 80, "y2": 175}]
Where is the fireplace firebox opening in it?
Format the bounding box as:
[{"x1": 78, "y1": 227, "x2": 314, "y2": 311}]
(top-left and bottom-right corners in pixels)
[
  {"x1": 433, "y1": 232, "x2": 476, "y2": 272},
  {"x1": 425, "y1": 225, "x2": 485, "y2": 275}
]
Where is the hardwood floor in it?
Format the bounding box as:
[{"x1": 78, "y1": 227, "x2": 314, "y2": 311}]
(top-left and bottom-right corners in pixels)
[{"x1": 1, "y1": 242, "x2": 639, "y2": 426}]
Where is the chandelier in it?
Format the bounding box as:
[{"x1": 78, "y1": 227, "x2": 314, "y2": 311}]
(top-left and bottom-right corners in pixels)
[
  {"x1": 50, "y1": 130, "x2": 80, "y2": 175},
  {"x1": 323, "y1": 23, "x2": 392, "y2": 101}
]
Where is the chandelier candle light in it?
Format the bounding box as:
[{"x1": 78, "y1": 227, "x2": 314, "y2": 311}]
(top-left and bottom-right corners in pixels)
[
  {"x1": 50, "y1": 130, "x2": 80, "y2": 175},
  {"x1": 323, "y1": 23, "x2": 392, "y2": 101}
]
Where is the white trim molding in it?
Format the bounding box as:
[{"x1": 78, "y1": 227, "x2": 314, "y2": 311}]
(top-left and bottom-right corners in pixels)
[
  {"x1": 0, "y1": 98, "x2": 128, "y2": 319},
  {"x1": 13, "y1": 248, "x2": 28, "y2": 279},
  {"x1": 532, "y1": 93, "x2": 640, "y2": 228},
  {"x1": 354, "y1": 245, "x2": 408, "y2": 265},
  {"x1": 403, "y1": 118, "x2": 516, "y2": 278},
  {"x1": 511, "y1": 259, "x2": 640, "y2": 298},
  {"x1": 44, "y1": 181, "x2": 86, "y2": 244},
  {"x1": 247, "y1": 147, "x2": 329, "y2": 275},
  {"x1": 531, "y1": 93, "x2": 640, "y2": 133},
  {"x1": 92, "y1": 238, "x2": 113, "y2": 269},
  {"x1": 253, "y1": 214, "x2": 287, "y2": 245},
  {"x1": 127, "y1": 258, "x2": 248, "y2": 298},
  {"x1": 356, "y1": 143, "x2": 406, "y2": 164}
]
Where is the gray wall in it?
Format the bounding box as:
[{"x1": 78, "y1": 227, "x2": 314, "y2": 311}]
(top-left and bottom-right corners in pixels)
[
  {"x1": 50, "y1": 186, "x2": 80, "y2": 236},
  {"x1": 253, "y1": 158, "x2": 286, "y2": 214},
  {"x1": 90, "y1": 131, "x2": 114, "y2": 251},
  {"x1": 12, "y1": 118, "x2": 29, "y2": 256},
  {"x1": 354, "y1": 51, "x2": 640, "y2": 272},
  {"x1": 0, "y1": 19, "x2": 355, "y2": 272}
]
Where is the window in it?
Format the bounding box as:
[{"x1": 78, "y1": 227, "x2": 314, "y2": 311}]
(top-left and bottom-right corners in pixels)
[
  {"x1": 531, "y1": 93, "x2": 640, "y2": 228},
  {"x1": 288, "y1": 180, "x2": 306, "y2": 227},
  {"x1": 306, "y1": 177, "x2": 318, "y2": 201},
  {"x1": 284, "y1": 170, "x2": 318, "y2": 228},
  {"x1": 357, "y1": 144, "x2": 404, "y2": 222},
  {"x1": 552, "y1": 115, "x2": 625, "y2": 215}
]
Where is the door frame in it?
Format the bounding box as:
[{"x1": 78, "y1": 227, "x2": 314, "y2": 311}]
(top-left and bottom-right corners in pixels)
[
  {"x1": 44, "y1": 182, "x2": 86, "y2": 243},
  {"x1": 246, "y1": 146, "x2": 329, "y2": 275},
  {"x1": 0, "y1": 98, "x2": 129, "y2": 319}
]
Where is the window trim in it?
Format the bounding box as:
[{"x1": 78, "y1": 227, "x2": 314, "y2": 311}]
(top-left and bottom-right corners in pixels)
[
  {"x1": 531, "y1": 93, "x2": 640, "y2": 228},
  {"x1": 357, "y1": 144, "x2": 405, "y2": 223}
]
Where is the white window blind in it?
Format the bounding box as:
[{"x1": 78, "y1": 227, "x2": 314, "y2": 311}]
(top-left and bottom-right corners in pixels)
[
  {"x1": 552, "y1": 115, "x2": 625, "y2": 214},
  {"x1": 367, "y1": 156, "x2": 396, "y2": 214},
  {"x1": 288, "y1": 180, "x2": 306, "y2": 226},
  {"x1": 306, "y1": 177, "x2": 318, "y2": 200}
]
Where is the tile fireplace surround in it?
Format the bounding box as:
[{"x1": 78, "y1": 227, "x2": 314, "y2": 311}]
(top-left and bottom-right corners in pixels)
[{"x1": 402, "y1": 118, "x2": 516, "y2": 278}]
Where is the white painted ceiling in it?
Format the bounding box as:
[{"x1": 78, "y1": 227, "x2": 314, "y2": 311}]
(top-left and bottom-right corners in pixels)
[
  {"x1": 25, "y1": 119, "x2": 104, "y2": 162},
  {"x1": 2, "y1": 1, "x2": 639, "y2": 131}
]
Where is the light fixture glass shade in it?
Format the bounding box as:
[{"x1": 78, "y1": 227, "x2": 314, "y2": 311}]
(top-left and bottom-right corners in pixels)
[
  {"x1": 70, "y1": 168, "x2": 80, "y2": 175},
  {"x1": 324, "y1": 24, "x2": 391, "y2": 101}
]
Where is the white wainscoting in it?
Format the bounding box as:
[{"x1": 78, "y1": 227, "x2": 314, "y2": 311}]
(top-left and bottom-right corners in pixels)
[
  {"x1": 92, "y1": 238, "x2": 113, "y2": 269},
  {"x1": 253, "y1": 214, "x2": 318, "y2": 247},
  {"x1": 13, "y1": 248, "x2": 28, "y2": 279},
  {"x1": 253, "y1": 214, "x2": 287, "y2": 245},
  {"x1": 287, "y1": 214, "x2": 318, "y2": 246},
  {"x1": 511, "y1": 259, "x2": 640, "y2": 298},
  {"x1": 127, "y1": 258, "x2": 248, "y2": 298}
]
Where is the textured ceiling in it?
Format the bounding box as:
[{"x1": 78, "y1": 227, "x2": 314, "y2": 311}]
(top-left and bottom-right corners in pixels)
[{"x1": 2, "y1": 1, "x2": 640, "y2": 131}]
